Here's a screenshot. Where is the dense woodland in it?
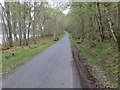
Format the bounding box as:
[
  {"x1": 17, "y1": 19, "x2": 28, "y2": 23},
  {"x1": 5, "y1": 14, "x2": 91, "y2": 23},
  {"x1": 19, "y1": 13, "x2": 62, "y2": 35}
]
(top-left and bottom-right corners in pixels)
[
  {"x1": 65, "y1": 2, "x2": 120, "y2": 51},
  {"x1": 0, "y1": 2, "x2": 64, "y2": 48},
  {"x1": 1, "y1": 2, "x2": 120, "y2": 50}
]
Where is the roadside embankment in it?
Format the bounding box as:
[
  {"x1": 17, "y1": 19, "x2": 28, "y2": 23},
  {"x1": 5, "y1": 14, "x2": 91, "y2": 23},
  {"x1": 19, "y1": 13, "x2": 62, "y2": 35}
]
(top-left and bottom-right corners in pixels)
[{"x1": 71, "y1": 38, "x2": 119, "y2": 88}]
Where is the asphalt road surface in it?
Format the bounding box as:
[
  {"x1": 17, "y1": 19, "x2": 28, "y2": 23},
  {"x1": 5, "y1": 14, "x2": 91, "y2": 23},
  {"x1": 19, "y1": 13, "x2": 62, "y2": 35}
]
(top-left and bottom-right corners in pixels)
[{"x1": 2, "y1": 32, "x2": 81, "y2": 88}]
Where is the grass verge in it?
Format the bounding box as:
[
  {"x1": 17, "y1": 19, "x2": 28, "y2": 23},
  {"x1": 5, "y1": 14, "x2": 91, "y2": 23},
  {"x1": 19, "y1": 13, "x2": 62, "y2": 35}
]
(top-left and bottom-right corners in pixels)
[
  {"x1": 0, "y1": 36, "x2": 62, "y2": 76},
  {"x1": 70, "y1": 38, "x2": 119, "y2": 88}
]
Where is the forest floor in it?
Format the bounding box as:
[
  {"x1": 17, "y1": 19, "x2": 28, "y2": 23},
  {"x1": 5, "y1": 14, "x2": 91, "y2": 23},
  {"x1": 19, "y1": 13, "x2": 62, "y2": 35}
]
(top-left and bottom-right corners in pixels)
[
  {"x1": 71, "y1": 38, "x2": 119, "y2": 88},
  {"x1": 0, "y1": 37, "x2": 62, "y2": 77}
]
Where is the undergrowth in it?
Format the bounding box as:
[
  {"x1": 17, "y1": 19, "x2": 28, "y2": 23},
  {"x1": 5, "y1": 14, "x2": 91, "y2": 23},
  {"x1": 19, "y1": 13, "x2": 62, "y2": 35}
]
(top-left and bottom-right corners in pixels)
[{"x1": 71, "y1": 38, "x2": 119, "y2": 88}]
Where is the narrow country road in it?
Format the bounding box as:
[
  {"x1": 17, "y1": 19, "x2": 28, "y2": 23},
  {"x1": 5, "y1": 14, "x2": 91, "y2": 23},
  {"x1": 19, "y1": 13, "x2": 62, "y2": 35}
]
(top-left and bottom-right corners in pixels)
[{"x1": 2, "y1": 32, "x2": 81, "y2": 88}]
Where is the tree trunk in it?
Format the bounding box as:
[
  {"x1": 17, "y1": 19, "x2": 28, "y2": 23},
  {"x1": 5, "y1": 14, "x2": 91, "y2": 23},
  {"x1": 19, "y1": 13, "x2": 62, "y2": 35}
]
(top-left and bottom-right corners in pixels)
[
  {"x1": 27, "y1": 21, "x2": 31, "y2": 46},
  {"x1": 19, "y1": 22, "x2": 22, "y2": 46},
  {"x1": 5, "y1": 2, "x2": 13, "y2": 47},
  {"x1": 32, "y1": 23, "x2": 36, "y2": 44},
  {"x1": 96, "y1": 2, "x2": 105, "y2": 42},
  {"x1": 104, "y1": 3, "x2": 117, "y2": 42},
  {"x1": 117, "y1": 2, "x2": 120, "y2": 51},
  {"x1": 18, "y1": 2, "x2": 22, "y2": 46},
  {"x1": 13, "y1": 22, "x2": 18, "y2": 42},
  {"x1": 53, "y1": 14, "x2": 56, "y2": 39},
  {"x1": 23, "y1": 3, "x2": 27, "y2": 46},
  {"x1": 26, "y1": 7, "x2": 32, "y2": 46}
]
